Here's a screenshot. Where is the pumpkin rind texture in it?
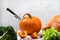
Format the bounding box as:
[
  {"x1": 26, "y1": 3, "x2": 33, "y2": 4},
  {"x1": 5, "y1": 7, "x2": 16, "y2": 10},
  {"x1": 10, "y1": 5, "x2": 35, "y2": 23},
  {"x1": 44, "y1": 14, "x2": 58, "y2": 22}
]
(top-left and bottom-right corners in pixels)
[{"x1": 19, "y1": 14, "x2": 41, "y2": 34}]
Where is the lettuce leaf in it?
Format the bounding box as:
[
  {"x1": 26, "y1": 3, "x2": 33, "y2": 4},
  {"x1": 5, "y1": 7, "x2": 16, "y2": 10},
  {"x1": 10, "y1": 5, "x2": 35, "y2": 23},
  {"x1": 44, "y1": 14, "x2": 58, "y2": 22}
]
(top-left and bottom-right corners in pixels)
[{"x1": 42, "y1": 27, "x2": 60, "y2": 40}]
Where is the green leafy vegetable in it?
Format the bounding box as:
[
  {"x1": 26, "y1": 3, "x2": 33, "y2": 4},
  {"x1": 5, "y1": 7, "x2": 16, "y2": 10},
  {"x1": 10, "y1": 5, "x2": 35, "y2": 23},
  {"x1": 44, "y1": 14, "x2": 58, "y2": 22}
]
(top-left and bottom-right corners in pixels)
[
  {"x1": 42, "y1": 27, "x2": 60, "y2": 40},
  {"x1": 0, "y1": 26, "x2": 17, "y2": 40}
]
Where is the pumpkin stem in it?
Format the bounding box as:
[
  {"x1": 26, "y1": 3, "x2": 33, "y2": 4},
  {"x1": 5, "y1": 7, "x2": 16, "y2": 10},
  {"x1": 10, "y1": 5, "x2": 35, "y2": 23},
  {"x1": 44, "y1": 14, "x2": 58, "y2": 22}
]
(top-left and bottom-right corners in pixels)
[{"x1": 23, "y1": 13, "x2": 32, "y2": 18}]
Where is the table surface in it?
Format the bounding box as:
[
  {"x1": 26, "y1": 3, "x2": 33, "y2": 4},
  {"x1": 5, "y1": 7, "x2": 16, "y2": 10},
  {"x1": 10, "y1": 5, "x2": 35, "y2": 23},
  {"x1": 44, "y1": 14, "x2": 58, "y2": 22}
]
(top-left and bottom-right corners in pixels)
[
  {"x1": 17, "y1": 30, "x2": 42, "y2": 40},
  {"x1": 17, "y1": 36, "x2": 42, "y2": 40},
  {"x1": 17, "y1": 34, "x2": 42, "y2": 40}
]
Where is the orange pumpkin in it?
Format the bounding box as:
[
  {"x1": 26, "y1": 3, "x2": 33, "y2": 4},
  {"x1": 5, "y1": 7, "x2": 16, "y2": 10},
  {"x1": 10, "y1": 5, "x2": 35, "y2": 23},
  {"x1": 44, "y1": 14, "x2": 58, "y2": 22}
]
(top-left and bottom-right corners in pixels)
[
  {"x1": 42, "y1": 15, "x2": 60, "y2": 31},
  {"x1": 19, "y1": 13, "x2": 42, "y2": 34}
]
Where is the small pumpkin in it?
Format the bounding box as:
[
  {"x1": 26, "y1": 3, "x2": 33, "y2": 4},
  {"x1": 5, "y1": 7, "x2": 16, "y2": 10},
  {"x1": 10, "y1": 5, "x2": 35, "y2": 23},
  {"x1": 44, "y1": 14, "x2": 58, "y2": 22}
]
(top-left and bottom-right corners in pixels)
[
  {"x1": 42, "y1": 15, "x2": 60, "y2": 31},
  {"x1": 19, "y1": 13, "x2": 42, "y2": 34}
]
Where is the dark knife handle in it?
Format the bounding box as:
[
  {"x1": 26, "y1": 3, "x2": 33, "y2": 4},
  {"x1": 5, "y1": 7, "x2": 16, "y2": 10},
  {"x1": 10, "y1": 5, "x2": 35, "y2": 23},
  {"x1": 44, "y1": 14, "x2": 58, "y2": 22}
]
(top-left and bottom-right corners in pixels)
[{"x1": 6, "y1": 8, "x2": 16, "y2": 15}]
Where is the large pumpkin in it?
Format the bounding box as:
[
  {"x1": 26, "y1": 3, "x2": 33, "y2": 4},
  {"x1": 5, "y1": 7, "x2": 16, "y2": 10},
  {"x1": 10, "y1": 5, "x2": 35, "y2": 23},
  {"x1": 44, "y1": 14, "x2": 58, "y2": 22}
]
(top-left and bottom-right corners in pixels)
[
  {"x1": 19, "y1": 13, "x2": 42, "y2": 34},
  {"x1": 42, "y1": 15, "x2": 60, "y2": 32}
]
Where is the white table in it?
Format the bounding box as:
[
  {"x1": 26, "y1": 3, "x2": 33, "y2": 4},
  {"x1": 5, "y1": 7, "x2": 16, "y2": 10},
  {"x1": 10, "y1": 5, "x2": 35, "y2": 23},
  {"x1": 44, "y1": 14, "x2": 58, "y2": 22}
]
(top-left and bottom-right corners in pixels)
[{"x1": 17, "y1": 35, "x2": 42, "y2": 40}]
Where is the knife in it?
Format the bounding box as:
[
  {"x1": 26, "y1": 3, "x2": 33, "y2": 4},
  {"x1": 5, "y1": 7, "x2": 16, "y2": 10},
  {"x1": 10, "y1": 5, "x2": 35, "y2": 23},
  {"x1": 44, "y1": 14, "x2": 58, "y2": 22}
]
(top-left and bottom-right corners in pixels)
[{"x1": 6, "y1": 8, "x2": 21, "y2": 20}]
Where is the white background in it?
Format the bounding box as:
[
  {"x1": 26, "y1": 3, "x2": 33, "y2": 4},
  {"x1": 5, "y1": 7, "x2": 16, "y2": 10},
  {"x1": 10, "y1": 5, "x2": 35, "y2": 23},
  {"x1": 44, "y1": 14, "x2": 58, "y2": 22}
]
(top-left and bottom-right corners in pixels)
[{"x1": 0, "y1": 0, "x2": 60, "y2": 30}]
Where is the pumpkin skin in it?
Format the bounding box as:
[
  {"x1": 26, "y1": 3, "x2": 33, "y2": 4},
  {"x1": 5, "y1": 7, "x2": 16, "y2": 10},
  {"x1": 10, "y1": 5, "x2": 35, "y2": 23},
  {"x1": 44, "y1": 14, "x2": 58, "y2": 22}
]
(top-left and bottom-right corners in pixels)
[
  {"x1": 42, "y1": 15, "x2": 60, "y2": 31},
  {"x1": 19, "y1": 13, "x2": 42, "y2": 34}
]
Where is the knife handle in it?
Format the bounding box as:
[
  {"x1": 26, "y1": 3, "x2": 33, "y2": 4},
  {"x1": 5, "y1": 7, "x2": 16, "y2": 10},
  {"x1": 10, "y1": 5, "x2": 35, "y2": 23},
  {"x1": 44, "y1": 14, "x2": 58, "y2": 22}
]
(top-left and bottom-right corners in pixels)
[{"x1": 6, "y1": 8, "x2": 16, "y2": 15}]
